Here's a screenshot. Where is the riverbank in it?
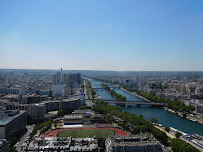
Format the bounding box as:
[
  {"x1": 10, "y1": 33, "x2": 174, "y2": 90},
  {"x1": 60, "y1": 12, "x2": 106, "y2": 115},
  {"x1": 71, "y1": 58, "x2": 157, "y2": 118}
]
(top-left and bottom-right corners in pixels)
[
  {"x1": 164, "y1": 107, "x2": 203, "y2": 125},
  {"x1": 119, "y1": 87, "x2": 152, "y2": 102},
  {"x1": 120, "y1": 87, "x2": 203, "y2": 126}
]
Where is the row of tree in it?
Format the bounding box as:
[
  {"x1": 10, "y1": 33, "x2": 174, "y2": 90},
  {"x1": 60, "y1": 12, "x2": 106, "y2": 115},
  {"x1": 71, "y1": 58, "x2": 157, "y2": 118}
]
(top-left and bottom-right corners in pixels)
[
  {"x1": 29, "y1": 121, "x2": 53, "y2": 141},
  {"x1": 93, "y1": 100, "x2": 168, "y2": 145},
  {"x1": 171, "y1": 139, "x2": 199, "y2": 152},
  {"x1": 93, "y1": 100, "x2": 199, "y2": 151},
  {"x1": 86, "y1": 80, "x2": 96, "y2": 99},
  {"x1": 102, "y1": 84, "x2": 126, "y2": 101},
  {"x1": 119, "y1": 83, "x2": 135, "y2": 92},
  {"x1": 136, "y1": 91, "x2": 194, "y2": 113}
]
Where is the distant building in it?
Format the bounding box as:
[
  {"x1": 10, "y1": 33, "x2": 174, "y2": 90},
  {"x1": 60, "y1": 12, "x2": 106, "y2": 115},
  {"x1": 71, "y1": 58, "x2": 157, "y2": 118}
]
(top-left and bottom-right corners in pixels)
[
  {"x1": 105, "y1": 134, "x2": 163, "y2": 152},
  {"x1": 36, "y1": 90, "x2": 52, "y2": 97},
  {"x1": 52, "y1": 84, "x2": 65, "y2": 97},
  {"x1": 0, "y1": 110, "x2": 27, "y2": 139},
  {"x1": 196, "y1": 104, "x2": 203, "y2": 115},
  {"x1": 6, "y1": 86, "x2": 23, "y2": 95},
  {"x1": 1, "y1": 94, "x2": 21, "y2": 102},
  {"x1": 52, "y1": 69, "x2": 81, "y2": 97},
  {"x1": 22, "y1": 94, "x2": 48, "y2": 104}
]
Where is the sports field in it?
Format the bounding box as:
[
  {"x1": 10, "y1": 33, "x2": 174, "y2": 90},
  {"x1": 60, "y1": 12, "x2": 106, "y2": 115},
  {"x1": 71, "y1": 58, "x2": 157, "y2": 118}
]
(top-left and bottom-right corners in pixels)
[{"x1": 57, "y1": 129, "x2": 115, "y2": 139}]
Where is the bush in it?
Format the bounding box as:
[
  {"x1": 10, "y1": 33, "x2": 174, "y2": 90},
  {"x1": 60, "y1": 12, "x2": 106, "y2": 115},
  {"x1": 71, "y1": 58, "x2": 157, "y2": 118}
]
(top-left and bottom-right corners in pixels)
[
  {"x1": 150, "y1": 117, "x2": 158, "y2": 123},
  {"x1": 175, "y1": 131, "x2": 182, "y2": 138},
  {"x1": 165, "y1": 126, "x2": 170, "y2": 132}
]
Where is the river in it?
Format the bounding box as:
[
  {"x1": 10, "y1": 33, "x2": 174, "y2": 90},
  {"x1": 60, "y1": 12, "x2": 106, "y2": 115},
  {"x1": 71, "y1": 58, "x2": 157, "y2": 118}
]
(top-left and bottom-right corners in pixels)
[{"x1": 88, "y1": 78, "x2": 203, "y2": 136}]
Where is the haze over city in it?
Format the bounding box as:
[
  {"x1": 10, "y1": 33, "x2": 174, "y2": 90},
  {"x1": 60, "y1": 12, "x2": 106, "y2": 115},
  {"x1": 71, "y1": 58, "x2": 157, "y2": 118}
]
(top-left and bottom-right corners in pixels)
[{"x1": 1, "y1": 0, "x2": 203, "y2": 71}]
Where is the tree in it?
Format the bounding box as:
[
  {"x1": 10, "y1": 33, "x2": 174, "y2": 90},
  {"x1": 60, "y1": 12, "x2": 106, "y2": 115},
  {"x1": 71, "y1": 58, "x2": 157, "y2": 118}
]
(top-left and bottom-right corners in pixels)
[
  {"x1": 175, "y1": 131, "x2": 182, "y2": 138},
  {"x1": 182, "y1": 112, "x2": 187, "y2": 118},
  {"x1": 57, "y1": 109, "x2": 64, "y2": 117},
  {"x1": 8, "y1": 137, "x2": 18, "y2": 147},
  {"x1": 171, "y1": 139, "x2": 199, "y2": 152},
  {"x1": 165, "y1": 126, "x2": 170, "y2": 132},
  {"x1": 150, "y1": 117, "x2": 158, "y2": 123}
]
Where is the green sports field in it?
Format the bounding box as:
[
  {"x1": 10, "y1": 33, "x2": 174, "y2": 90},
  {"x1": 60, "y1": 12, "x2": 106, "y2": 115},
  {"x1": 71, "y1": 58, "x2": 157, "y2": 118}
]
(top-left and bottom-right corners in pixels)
[{"x1": 57, "y1": 129, "x2": 115, "y2": 139}]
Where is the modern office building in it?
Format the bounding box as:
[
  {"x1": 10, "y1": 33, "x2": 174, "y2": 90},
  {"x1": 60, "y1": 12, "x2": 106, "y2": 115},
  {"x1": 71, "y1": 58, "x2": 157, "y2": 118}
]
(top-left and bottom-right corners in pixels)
[
  {"x1": 27, "y1": 104, "x2": 46, "y2": 120},
  {"x1": 52, "y1": 69, "x2": 81, "y2": 97},
  {"x1": 52, "y1": 84, "x2": 65, "y2": 97},
  {"x1": 0, "y1": 110, "x2": 27, "y2": 139},
  {"x1": 105, "y1": 134, "x2": 163, "y2": 152}
]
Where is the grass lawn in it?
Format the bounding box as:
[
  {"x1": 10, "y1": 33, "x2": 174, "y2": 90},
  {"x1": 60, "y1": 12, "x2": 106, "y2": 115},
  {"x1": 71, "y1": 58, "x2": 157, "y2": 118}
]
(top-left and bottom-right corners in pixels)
[{"x1": 57, "y1": 129, "x2": 115, "y2": 139}]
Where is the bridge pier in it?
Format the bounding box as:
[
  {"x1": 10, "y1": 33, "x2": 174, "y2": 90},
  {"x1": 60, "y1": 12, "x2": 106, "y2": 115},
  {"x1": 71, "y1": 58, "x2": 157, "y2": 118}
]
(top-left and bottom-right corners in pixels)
[{"x1": 137, "y1": 104, "x2": 141, "y2": 107}]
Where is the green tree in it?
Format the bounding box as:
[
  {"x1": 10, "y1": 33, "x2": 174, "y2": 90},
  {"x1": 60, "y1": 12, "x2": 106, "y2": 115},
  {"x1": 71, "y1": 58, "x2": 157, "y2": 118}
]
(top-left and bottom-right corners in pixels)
[
  {"x1": 150, "y1": 117, "x2": 158, "y2": 123},
  {"x1": 171, "y1": 139, "x2": 199, "y2": 152},
  {"x1": 165, "y1": 126, "x2": 170, "y2": 132},
  {"x1": 57, "y1": 109, "x2": 64, "y2": 117},
  {"x1": 175, "y1": 131, "x2": 182, "y2": 138},
  {"x1": 182, "y1": 112, "x2": 187, "y2": 118},
  {"x1": 8, "y1": 137, "x2": 18, "y2": 147}
]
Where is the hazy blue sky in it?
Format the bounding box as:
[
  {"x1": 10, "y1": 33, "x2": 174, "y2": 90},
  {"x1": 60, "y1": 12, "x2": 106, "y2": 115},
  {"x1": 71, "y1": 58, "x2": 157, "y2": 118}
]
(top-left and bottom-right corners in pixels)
[{"x1": 0, "y1": 0, "x2": 203, "y2": 71}]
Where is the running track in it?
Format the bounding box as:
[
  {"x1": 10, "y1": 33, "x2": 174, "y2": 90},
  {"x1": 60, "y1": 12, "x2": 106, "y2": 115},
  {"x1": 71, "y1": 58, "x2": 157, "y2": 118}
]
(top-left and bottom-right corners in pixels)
[{"x1": 43, "y1": 128, "x2": 129, "y2": 138}]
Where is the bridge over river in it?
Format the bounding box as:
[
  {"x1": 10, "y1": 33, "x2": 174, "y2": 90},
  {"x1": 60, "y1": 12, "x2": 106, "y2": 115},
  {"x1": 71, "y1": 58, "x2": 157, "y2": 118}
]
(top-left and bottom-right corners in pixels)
[
  {"x1": 93, "y1": 86, "x2": 120, "y2": 90},
  {"x1": 91, "y1": 99, "x2": 165, "y2": 107}
]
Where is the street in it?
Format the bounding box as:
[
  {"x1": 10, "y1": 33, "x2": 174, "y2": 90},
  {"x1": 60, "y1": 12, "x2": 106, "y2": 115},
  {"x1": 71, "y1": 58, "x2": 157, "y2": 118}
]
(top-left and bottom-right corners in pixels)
[{"x1": 15, "y1": 125, "x2": 34, "y2": 152}]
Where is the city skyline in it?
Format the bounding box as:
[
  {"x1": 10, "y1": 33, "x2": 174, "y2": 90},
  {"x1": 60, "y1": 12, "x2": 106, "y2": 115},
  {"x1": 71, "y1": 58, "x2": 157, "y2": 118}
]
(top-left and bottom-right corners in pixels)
[{"x1": 1, "y1": 0, "x2": 203, "y2": 71}]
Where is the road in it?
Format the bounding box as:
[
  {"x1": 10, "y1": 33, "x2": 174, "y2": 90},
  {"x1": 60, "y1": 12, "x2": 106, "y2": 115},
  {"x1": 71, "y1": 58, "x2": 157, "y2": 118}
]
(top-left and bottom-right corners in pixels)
[
  {"x1": 180, "y1": 137, "x2": 203, "y2": 152},
  {"x1": 84, "y1": 80, "x2": 89, "y2": 100},
  {"x1": 16, "y1": 125, "x2": 34, "y2": 152}
]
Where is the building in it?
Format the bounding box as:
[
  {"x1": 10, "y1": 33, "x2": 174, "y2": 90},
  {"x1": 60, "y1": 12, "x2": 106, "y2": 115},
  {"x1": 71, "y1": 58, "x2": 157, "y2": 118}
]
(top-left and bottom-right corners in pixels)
[
  {"x1": 72, "y1": 109, "x2": 93, "y2": 118},
  {"x1": 105, "y1": 134, "x2": 163, "y2": 152},
  {"x1": 41, "y1": 98, "x2": 82, "y2": 113},
  {"x1": 22, "y1": 94, "x2": 48, "y2": 104},
  {"x1": 53, "y1": 69, "x2": 63, "y2": 85},
  {"x1": 0, "y1": 139, "x2": 9, "y2": 152},
  {"x1": 6, "y1": 103, "x2": 45, "y2": 121},
  {"x1": 196, "y1": 104, "x2": 203, "y2": 115},
  {"x1": 36, "y1": 90, "x2": 52, "y2": 97},
  {"x1": 0, "y1": 110, "x2": 27, "y2": 139},
  {"x1": 52, "y1": 69, "x2": 81, "y2": 97},
  {"x1": 6, "y1": 86, "x2": 23, "y2": 95},
  {"x1": 1, "y1": 94, "x2": 21, "y2": 102},
  {"x1": 27, "y1": 104, "x2": 45, "y2": 120},
  {"x1": 63, "y1": 115, "x2": 83, "y2": 125},
  {"x1": 27, "y1": 137, "x2": 98, "y2": 152}
]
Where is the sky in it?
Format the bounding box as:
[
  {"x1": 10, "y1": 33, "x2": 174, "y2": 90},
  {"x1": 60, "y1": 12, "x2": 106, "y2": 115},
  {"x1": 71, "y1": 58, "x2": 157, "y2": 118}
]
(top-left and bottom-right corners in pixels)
[{"x1": 0, "y1": 0, "x2": 203, "y2": 71}]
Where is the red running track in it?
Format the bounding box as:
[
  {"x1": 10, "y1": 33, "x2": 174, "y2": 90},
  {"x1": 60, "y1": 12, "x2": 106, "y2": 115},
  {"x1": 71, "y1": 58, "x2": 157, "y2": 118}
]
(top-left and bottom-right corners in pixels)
[{"x1": 43, "y1": 128, "x2": 129, "y2": 138}]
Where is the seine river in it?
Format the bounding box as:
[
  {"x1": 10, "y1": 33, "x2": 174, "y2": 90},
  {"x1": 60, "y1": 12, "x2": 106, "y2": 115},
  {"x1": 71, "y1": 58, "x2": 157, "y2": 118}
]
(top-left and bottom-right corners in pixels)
[{"x1": 88, "y1": 78, "x2": 203, "y2": 136}]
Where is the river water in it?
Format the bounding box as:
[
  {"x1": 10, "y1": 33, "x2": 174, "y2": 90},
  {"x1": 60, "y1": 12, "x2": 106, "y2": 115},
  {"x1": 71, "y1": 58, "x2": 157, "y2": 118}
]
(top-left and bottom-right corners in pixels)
[{"x1": 88, "y1": 78, "x2": 203, "y2": 136}]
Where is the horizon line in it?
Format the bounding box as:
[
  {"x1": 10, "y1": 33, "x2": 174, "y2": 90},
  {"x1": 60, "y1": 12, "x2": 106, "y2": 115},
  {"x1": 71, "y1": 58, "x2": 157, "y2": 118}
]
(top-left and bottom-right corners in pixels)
[{"x1": 0, "y1": 68, "x2": 203, "y2": 72}]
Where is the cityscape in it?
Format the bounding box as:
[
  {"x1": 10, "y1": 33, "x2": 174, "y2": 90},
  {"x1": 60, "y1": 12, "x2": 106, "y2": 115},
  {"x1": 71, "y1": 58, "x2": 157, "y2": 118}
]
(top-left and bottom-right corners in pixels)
[{"x1": 1, "y1": 0, "x2": 203, "y2": 152}]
